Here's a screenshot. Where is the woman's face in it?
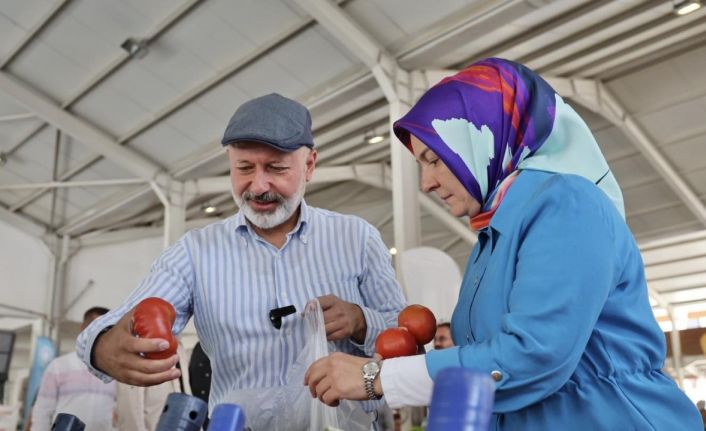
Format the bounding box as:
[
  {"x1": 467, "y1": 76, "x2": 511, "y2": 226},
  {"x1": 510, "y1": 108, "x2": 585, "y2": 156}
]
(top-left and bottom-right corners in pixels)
[{"x1": 410, "y1": 134, "x2": 481, "y2": 218}]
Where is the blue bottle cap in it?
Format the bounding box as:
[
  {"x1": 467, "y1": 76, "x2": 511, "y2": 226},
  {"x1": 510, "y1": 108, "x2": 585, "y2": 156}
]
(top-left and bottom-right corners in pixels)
[{"x1": 209, "y1": 403, "x2": 246, "y2": 431}]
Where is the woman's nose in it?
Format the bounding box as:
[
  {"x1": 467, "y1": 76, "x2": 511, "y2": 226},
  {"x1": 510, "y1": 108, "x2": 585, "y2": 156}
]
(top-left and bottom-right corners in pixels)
[{"x1": 420, "y1": 168, "x2": 437, "y2": 193}]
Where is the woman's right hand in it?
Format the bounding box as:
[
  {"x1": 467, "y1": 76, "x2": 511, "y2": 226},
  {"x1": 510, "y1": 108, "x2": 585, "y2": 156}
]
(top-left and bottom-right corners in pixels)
[{"x1": 92, "y1": 308, "x2": 180, "y2": 386}]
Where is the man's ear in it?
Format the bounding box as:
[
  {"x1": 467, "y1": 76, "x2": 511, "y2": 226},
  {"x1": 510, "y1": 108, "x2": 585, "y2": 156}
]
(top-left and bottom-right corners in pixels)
[{"x1": 305, "y1": 148, "x2": 317, "y2": 182}]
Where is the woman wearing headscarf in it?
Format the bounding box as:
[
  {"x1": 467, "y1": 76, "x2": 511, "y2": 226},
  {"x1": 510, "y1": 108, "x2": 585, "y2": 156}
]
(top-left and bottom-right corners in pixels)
[{"x1": 305, "y1": 58, "x2": 701, "y2": 429}]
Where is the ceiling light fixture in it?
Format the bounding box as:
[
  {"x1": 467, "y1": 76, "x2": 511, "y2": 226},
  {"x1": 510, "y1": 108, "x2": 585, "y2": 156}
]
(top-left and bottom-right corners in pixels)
[
  {"x1": 364, "y1": 129, "x2": 385, "y2": 145},
  {"x1": 368, "y1": 135, "x2": 384, "y2": 144},
  {"x1": 120, "y1": 37, "x2": 149, "y2": 59},
  {"x1": 389, "y1": 247, "x2": 398, "y2": 255},
  {"x1": 203, "y1": 203, "x2": 217, "y2": 214},
  {"x1": 674, "y1": 0, "x2": 702, "y2": 15}
]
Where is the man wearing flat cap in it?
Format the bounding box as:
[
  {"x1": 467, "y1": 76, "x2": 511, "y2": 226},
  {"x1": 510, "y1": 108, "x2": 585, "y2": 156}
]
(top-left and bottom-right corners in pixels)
[{"x1": 77, "y1": 93, "x2": 406, "y2": 429}]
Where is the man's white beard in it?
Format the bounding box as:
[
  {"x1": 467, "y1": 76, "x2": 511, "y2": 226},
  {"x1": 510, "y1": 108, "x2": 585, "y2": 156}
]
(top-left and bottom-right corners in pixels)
[{"x1": 233, "y1": 180, "x2": 306, "y2": 229}]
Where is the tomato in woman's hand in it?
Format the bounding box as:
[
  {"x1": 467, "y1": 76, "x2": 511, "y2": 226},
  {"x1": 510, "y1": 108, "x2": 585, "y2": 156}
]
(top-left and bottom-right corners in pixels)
[
  {"x1": 398, "y1": 304, "x2": 437, "y2": 345},
  {"x1": 131, "y1": 297, "x2": 177, "y2": 360},
  {"x1": 375, "y1": 327, "x2": 418, "y2": 359}
]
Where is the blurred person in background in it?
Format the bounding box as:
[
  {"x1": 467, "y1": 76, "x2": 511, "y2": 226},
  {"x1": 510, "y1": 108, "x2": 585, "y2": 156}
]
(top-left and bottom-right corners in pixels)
[
  {"x1": 433, "y1": 322, "x2": 453, "y2": 350},
  {"x1": 31, "y1": 307, "x2": 114, "y2": 431}
]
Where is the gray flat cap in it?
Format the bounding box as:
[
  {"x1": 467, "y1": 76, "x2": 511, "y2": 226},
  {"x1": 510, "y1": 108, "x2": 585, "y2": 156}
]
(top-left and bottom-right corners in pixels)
[{"x1": 221, "y1": 93, "x2": 314, "y2": 152}]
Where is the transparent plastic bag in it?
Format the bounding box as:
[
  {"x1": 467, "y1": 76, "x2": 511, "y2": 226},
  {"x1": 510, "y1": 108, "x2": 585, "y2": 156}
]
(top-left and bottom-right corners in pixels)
[{"x1": 222, "y1": 299, "x2": 372, "y2": 431}]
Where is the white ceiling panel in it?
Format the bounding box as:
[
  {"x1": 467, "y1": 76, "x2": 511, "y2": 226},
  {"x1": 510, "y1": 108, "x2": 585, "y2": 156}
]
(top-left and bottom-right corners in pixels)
[
  {"x1": 629, "y1": 204, "x2": 698, "y2": 238},
  {"x1": 158, "y1": 2, "x2": 256, "y2": 72},
  {"x1": 8, "y1": 126, "x2": 59, "y2": 181},
  {"x1": 623, "y1": 179, "x2": 682, "y2": 214},
  {"x1": 609, "y1": 153, "x2": 662, "y2": 190},
  {"x1": 636, "y1": 96, "x2": 706, "y2": 145},
  {"x1": 216, "y1": 0, "x2": 304, "y2": 45},
  {"x1": 191, "y1": 82, "x2": 252, "y2": 126},
  {"x1": 7, "y1": 40, "x2": 88, "y2": 102},
  {"x1": 650, "y1": 273, "x2": 706, "y2": 293},
  {"x1": 69, "y1": 81, "x2": 152, "y2": 139},
  {"x1": 34, "y1": 11, "x2": 116, "y2": 80},
  {"x1": 662, "y1": 132, "x2": 706, "y2": 173},
  {"x1": 0, "y1": 11, "x2": 29, "y2": 61},
  {"x1": 683, "y1": 169, "x2": 706, "y2": 197},
  {"x1": 128, "y1": 122, "x2": 199, "y2": 168},
  {"x1": 269, "y1": 27, "x2": 358, "y2": 88},
  {"x1": 0, "y1": 0, "x2": 54, "y2": 30},
  {"x1": 606, "y1": 45, "x2": 706, "y2": 116},
  {"x1": 134, "y1": 40, "x2": 216, "y2": 92},
  {"x1": 227, "y1": 56, "x2": 308, "y2": 99},
  {"x1": 341, "y1": 0, "x2": 405, "y2": 48},
  {"x1": 0, "y1": 118, "x2": 43, "y2": 152},
  {"x1": 662, "y1": 287, "x2": 706, "y2": 305},
  {"x1": 162, "y1": 103, "x2": 224, "y2": 151},
  {"x1": 67, "y1": 0, "x2": 178, "y2": 47}
]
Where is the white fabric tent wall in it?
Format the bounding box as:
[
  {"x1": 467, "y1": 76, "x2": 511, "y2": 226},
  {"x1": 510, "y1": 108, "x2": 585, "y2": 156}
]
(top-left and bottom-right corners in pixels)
[
  {"x1": 64, "y1": 236, "x2": 163, "y2": 322},
  {"x1": 398, "y1": 246, "x2": 462, "y2": 323},
  {"x1": 0, "y1": 220, "x2": 52, "y2": 326}
]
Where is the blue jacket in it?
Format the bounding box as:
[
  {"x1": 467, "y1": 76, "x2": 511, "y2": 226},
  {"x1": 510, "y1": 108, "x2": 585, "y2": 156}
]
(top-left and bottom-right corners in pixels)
[{"x1": 426, "y1": 170, "x2": 700, "y2": 430}]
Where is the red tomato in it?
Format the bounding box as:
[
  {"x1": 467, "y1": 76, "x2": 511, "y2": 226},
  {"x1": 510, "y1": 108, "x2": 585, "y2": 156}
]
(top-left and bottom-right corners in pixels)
[
  {"x1": 375, "y1": 328, "x2": 418, "y2": 359},
  {"x1": 136, "y1": 297, "x2": 176, "y2": 323},
  {"x1": 132, "y1": 297, "x2": 177, "y2": 360},
  {"x1": 398, "y1": 304, "x2": 437, "y2": 345}
]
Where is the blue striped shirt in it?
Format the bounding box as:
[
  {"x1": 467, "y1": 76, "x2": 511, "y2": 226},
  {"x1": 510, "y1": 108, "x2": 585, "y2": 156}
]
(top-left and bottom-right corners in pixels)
[{"x1": 76, "y1": 200, "x2": 406, "y2": 410}]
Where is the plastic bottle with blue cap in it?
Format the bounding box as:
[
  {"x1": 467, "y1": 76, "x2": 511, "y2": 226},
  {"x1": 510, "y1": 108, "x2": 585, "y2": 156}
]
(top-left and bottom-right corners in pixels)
[{"x1": 426, "y1": 367, "x2": 495, "y2": 431}]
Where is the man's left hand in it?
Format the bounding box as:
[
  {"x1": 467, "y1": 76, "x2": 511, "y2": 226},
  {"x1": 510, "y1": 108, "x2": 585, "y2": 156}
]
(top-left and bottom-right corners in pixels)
[{"x1": 317, "y1": 295, "x2": 366, "y2": 343}]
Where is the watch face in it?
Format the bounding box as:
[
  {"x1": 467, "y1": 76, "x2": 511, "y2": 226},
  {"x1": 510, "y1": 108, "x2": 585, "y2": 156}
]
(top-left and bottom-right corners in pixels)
[{"x1": 363, "y1": 361, "x2": 379, "y2": 376}]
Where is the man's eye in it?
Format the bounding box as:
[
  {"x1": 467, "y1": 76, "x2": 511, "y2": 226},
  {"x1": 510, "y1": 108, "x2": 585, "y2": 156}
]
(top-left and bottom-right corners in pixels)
[
  {"x1": 428, "y1": 158, "x2": 439, "y2": 166},
  {"x1": 270, "y1": 166, "x2": 288, "y2": 172}
]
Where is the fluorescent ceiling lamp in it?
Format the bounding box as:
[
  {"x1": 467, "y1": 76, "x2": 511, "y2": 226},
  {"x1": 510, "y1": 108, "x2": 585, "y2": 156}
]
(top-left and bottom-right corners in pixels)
[
  {"x1": 203, "y1": 204, "x2": 217, "y2": 214},
  {"x1": 368, "y1": 135, "x2": 384, "y2": 144},
  {"x1": 674, "y1": 0, "x2": 702, "y2": 15}
]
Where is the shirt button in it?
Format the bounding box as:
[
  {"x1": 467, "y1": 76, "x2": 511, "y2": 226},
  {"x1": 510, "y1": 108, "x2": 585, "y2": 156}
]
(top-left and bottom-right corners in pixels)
[{"x1": 490, "y1": 370, "x2": 503, "y2": 382}]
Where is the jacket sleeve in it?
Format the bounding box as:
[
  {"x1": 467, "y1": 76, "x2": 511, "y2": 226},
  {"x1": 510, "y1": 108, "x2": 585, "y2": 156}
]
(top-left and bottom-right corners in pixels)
[{"x1": 426, "y1": 176, "x2": 618, "y2": 412}]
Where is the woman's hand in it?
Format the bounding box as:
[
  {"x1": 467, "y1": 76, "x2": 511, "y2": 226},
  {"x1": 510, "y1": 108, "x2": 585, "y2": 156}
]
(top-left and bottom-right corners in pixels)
[{"x1": 304, "y1": 352, "x2": 383, "y2": 406}]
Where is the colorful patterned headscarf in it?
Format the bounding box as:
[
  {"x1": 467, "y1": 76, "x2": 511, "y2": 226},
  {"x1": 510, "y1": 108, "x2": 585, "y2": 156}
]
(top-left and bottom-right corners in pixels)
[{"x1": 393, "y1": 58, "x2": 624, "y2": 230}]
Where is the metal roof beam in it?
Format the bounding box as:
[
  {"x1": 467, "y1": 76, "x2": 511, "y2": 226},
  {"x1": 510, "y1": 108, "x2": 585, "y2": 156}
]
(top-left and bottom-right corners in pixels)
[{"x1": 0, "y1": 72, "x2": 164, "y2": 181}]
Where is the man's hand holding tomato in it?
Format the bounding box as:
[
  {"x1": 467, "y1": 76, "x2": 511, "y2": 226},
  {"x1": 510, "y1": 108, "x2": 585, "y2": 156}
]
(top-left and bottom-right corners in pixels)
[{"x1": 92, "y1": 298, "x2": 180, "y2": 386}]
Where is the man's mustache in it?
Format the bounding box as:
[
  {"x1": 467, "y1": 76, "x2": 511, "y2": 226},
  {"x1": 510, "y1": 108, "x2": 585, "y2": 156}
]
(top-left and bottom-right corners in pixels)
[{"x1": 242, "y1": 191, "x2": 284, "y2": 204}]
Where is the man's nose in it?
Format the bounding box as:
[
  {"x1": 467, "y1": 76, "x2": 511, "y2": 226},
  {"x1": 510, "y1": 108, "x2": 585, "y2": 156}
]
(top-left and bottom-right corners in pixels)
[{"x1": 249, "y1": 171, "x2": 270, "y2": 195}]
